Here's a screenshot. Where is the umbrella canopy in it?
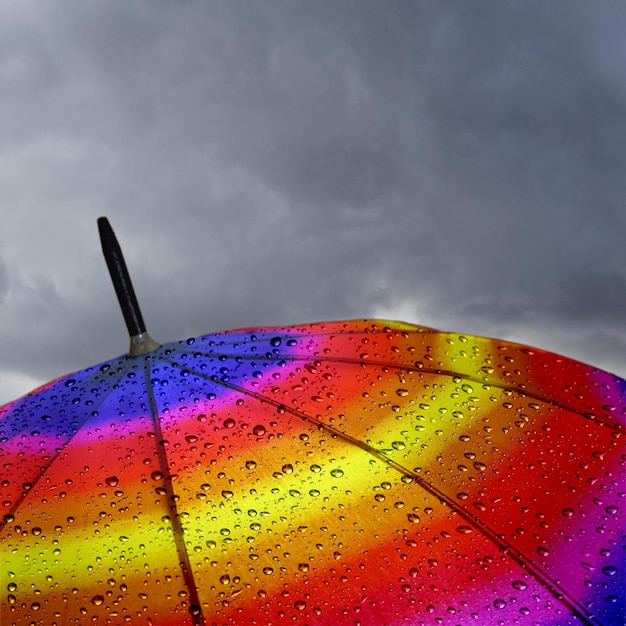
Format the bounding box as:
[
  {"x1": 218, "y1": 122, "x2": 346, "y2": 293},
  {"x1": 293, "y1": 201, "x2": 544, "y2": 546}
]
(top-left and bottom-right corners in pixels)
[{"x1": 1, "y1": 221, "x2": 624, "y2": 625}]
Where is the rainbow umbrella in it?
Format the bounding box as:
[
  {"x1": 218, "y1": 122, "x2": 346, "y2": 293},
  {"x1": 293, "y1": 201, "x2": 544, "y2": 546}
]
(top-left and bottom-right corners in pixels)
[{"x1": 1, "y1": 219, "x2": 624, "y2": 626}]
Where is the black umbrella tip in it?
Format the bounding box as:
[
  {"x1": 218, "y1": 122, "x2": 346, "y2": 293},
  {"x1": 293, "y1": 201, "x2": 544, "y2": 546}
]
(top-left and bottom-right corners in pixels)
[
  {"x1": 97, "y1": 216, "x2": 160, "y2": 356},
  {"x1": 97, "y1": 216, "x2": 113, "y2": 239}
]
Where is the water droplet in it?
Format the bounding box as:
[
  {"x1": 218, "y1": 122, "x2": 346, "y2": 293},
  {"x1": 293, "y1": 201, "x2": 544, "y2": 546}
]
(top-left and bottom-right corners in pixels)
[
  {"x1": 245, "y1": 460, "x2": 257, "y2": 470},
  {"x1": 330, "y1": 469, "x2": 344, "y2": 478},
  {"x1": 219, "y1": 574, "x2": 230, "y2": 585},
  {"x1": 252, "y1": 425, "x2": 266, "y2": 436},
  {"x1": 282, "y1": 464, "x2": 293, "y2": 474},
  {"x1": 562, "y1": 508, "x2": 574, "y2": 518},
  {"x1": 602, "y1": 566, "x2": 618, "y2": 577},
  {"x1": 294, "y1": 600, "x2": 307, "y2": 611},
  {"x1": 537, "y1": 546, "x2": 550, "y2": 557},
  {"x1": 396, "y1": 389, "x2": 409, "y2": 397},
  {"x1": 512, "y1": 580, "x2": 527, "y2": 591},
  {"x1": 105, "y1": 476, "x2": 119, "y2": 487},
  {"x1": 456, "y1": 526, "x2": 473, "y2": 534},
  {"x1": 222, "y1": 490, "x2": 234, "y2": 499},
  {"x1": 494, "y1": 599, "x2": 506, "y2": 609},
  {"x1": 270, "y1": 337, "x2": 282, "y2": 347},
  {"x1": 91, "y1": 595, "x2": 104, "y2": 606},
  {"x1": 223, "y1": 418, "x2": 236, "y2": 429},
  {"x1": 263, "y1": 567, "x2": 274, "y2": 575}
]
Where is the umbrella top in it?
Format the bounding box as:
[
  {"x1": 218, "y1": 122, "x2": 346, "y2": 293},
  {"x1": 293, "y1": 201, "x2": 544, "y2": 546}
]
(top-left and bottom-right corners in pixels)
[{"x1": 1, "y1": 318, "x2": 624, "y2": 625}]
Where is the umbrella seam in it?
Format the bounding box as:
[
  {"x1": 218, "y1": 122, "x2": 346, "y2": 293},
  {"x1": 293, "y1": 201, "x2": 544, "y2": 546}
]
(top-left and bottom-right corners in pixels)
[
  {"x1": 141, "y1": 360, "x2": 206, "y2": 626},
  {"x1": 173, "y1": 349, "x2": 624, "y2": 431}
]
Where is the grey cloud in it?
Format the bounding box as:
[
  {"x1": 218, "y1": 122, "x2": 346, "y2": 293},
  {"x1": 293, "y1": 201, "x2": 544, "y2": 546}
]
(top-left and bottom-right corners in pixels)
[
  {"x1": 0, "y1": 0, "x2": 625, "y2": 404},
  {"x1": 0, "y1": 255, "x2": 8, "y2": 305}
]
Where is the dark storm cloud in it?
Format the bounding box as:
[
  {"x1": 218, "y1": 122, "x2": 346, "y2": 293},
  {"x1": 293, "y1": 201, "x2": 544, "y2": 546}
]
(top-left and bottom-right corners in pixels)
[
  {"x1": 0, "y1": 255, "x2": 8, "y2": 305},
  {"x1": 0, "y1": 0, "x2": 625, "y2": 402}
]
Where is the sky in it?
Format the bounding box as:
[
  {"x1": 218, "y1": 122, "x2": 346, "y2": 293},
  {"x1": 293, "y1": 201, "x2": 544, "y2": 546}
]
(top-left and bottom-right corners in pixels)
[{"x1": 1, "y1": 0, "x2": 625, "y2": 405}]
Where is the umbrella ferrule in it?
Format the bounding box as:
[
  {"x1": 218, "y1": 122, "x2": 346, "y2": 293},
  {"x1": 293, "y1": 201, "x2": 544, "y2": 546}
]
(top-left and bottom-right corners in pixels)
[{"x1": 129, "y1": 332, "x2": 161, "y2": 356}]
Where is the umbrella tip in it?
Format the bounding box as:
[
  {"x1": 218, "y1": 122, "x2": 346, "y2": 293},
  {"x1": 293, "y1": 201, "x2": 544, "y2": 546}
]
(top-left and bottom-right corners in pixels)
[{"x1": 98, "y1": 216, "x2": 161, "y2": 356}]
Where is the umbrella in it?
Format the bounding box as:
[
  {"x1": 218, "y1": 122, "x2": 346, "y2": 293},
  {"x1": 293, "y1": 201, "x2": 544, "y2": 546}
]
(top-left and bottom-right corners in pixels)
[{"x1": 1, "y1": 218, "x2": 624, "y2": 626}]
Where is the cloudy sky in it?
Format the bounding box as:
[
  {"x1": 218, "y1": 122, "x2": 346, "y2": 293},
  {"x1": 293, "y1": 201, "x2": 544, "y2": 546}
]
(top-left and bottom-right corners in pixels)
[{"x1": 1, "y1": 0, "x2": 625, "y2": 405}]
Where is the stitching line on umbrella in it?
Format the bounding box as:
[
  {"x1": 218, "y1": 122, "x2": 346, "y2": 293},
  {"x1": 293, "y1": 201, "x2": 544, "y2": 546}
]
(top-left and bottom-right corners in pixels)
[
  {"x1": 178, "y1": 347, "x2": 623, "y2": 431},
  {"x1": 313, "y1": 357, "x2": 623, "y2": 431},
  {"x1": 163, "y1": 351, "x2": 605, "y2": 626},
  {"x1": 141, "y1": 360, "x2": 206, "y2": 626}
]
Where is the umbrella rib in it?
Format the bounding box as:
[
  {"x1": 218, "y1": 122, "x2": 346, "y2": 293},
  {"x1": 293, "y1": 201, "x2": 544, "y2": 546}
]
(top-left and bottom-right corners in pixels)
[
  {"x1": 0, "y1": 359, "x2": 134, "y2": 534},
  {"x1": 310, "y1": 355, "x2": 623, "y2": 430},
  {"x1": 177, "y1": 348, "x2": 622, "y2": 431},
  {"x1": 141, "y1": 361, "x2": 206, "y2": 626},
  {"x1": 165, "y1": 353, "x2": 603, "y2": 626}
]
